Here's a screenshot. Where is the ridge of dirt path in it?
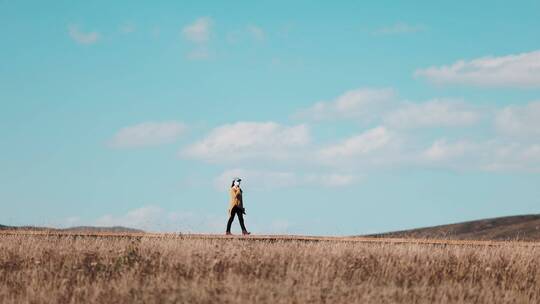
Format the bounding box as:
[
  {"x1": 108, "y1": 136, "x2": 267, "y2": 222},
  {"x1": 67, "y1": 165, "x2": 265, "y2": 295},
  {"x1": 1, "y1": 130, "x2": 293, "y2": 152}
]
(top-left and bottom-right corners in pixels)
[{"x1": 1, "y1": 230, "x2": 539, "y2": 247}]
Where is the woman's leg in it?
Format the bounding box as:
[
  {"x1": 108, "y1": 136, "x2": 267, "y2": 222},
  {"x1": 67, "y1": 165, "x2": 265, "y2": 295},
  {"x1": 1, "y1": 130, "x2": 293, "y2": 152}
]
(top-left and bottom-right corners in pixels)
[
  {"x1": 237, "y1": 212, "x2": 248, "y2": 233},
  {"x1": 226, "y1": 211, "x2": 236, "y2": 233}
]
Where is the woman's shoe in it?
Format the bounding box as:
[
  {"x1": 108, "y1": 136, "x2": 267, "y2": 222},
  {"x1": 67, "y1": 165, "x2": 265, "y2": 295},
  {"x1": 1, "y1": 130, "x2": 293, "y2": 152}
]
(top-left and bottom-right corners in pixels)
[
  {"x1": 225, "y1": 232, "x2": 232, "y2": 235},
  {"x1": 242, "y1": 231, "x2": 251, "y2": 235}
]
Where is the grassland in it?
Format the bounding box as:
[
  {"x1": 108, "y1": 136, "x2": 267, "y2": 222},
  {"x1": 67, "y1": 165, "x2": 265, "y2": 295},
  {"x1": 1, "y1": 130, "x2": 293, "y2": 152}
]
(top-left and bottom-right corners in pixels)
[{"x1": 1, "y1": 232, "x2": 539, "y2": 303}]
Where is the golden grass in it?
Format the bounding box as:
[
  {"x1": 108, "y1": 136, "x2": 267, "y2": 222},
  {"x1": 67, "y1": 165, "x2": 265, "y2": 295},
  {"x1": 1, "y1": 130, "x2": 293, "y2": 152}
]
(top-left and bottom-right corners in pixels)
[{"x1": 1, "y1": 232, "x2": 539, "y2": 303}]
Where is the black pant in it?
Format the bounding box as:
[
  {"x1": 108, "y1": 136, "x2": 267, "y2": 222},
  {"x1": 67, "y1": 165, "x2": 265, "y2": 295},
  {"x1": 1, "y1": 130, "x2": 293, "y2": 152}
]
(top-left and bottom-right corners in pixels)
[{"x1": 226, "y1": 206, "x2": 247, "y2": 232}]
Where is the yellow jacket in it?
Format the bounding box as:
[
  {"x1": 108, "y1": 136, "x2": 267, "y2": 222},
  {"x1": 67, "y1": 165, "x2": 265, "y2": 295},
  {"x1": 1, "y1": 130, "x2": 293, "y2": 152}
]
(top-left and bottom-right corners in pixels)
[{"x1": 228, "y1": 186, "x2": 243, "y2": 215}]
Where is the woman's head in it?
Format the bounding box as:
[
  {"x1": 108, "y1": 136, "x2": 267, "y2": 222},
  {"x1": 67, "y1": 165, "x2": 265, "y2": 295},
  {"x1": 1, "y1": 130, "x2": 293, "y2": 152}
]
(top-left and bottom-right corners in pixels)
[{"x1": 231, "y1": 178, "x2": 242, "y2": 188}]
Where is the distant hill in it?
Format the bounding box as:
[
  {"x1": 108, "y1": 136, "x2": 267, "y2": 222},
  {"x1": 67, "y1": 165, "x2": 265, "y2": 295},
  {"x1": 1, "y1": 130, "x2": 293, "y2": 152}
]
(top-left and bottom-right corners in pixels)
[
  {"x1": 63, "y1": 226, "x2": 144, "y2": 233},
  {"x1": 0, "y1": 224, "x2": 143, "y2": 234},
  {"x1": 0, "y1": 224, "x2": 54, "y2": 231},
  {"x1": 366, "y1": 214, "x2": 540, "y2": 241}
]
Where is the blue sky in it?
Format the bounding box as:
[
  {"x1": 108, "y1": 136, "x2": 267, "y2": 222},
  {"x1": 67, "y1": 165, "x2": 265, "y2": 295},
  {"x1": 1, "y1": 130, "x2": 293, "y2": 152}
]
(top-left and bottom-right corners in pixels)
[{"x1": 1, "y1": 1, "x2": 539, "y2": 235}]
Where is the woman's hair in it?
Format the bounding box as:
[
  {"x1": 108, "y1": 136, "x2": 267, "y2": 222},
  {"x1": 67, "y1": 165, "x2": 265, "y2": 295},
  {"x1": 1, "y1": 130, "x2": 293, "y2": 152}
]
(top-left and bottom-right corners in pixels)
[{"x1": 231, "y1": 178, "x2": 241, "y2": 188}]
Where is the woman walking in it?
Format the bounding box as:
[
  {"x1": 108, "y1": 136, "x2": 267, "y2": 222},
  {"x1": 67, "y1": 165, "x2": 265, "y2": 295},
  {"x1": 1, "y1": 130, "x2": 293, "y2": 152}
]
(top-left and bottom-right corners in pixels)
[{"x1": 226, "y1": 178, "x2": 250, "y2": 235}]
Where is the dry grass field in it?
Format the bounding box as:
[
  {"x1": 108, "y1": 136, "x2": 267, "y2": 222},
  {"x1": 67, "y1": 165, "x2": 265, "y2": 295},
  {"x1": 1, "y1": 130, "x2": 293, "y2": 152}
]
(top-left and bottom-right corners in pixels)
[{"x1": 1, "y1": 231, "x2": 539, "y2": 303}]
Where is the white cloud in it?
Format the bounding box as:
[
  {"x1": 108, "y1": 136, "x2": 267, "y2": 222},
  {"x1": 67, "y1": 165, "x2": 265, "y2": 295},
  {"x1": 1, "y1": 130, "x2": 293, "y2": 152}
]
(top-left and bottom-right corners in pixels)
[
  {"x1": 215, "y1": 168, "x2": 357, "y2": 190},
  {"x1": 423, "y1": 139, "x2": 473, "y2": 161},
  {"x1": 68, "y1": 25, "x2": 100, "y2": 45},
  {"x1": 420, "y1": 139, "x2": 540, "y2": 172},
  {"x1": 415, "y1": 50, "x2": 540, "y2": 88},
  {"x1": 495, "y1": 101, "x2": 540, "y2": 138},
  {"x1": 484, "y1": 143, "x2": 540, "y2": 172},
  {"x1": 182, "y1": 122, "x2": 310, "y2": 163},
  {"x1": 318, "y1": 127, "x2": 393, "y2": 159},
  {"x1": 247, "y1": 25, "x2": 265, "y2": 41},
  {"x1": 295, "y1": 88, "x2": 395, "y2": 122},
  {"x1": 315, "y1": 129, "x2": 540, "y2": 172},
  {"x1": 109, "y1": 121, "x2": 186, "y2": 149},
  {"x1": 95, "y1": 205, "x2": 164, "y2": 230},
  {"x1": 384, "y1": 99, "x2": 480, "y2": 128},
  {"x1": 296, "y1": 88, "x2": 479, "y2": 129},
  {"x1": 522, "y1": 145, "x2": 540, "y2": 161},
  {"x1": 182, "y1": 17, "x2": 213, "y2": 60},
  {"x1": 372, "y1": 23, "x2": 425, "y2": 35},
  {"x1": 182, "y1": 17, "x2": 212, "y2": 43}
]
